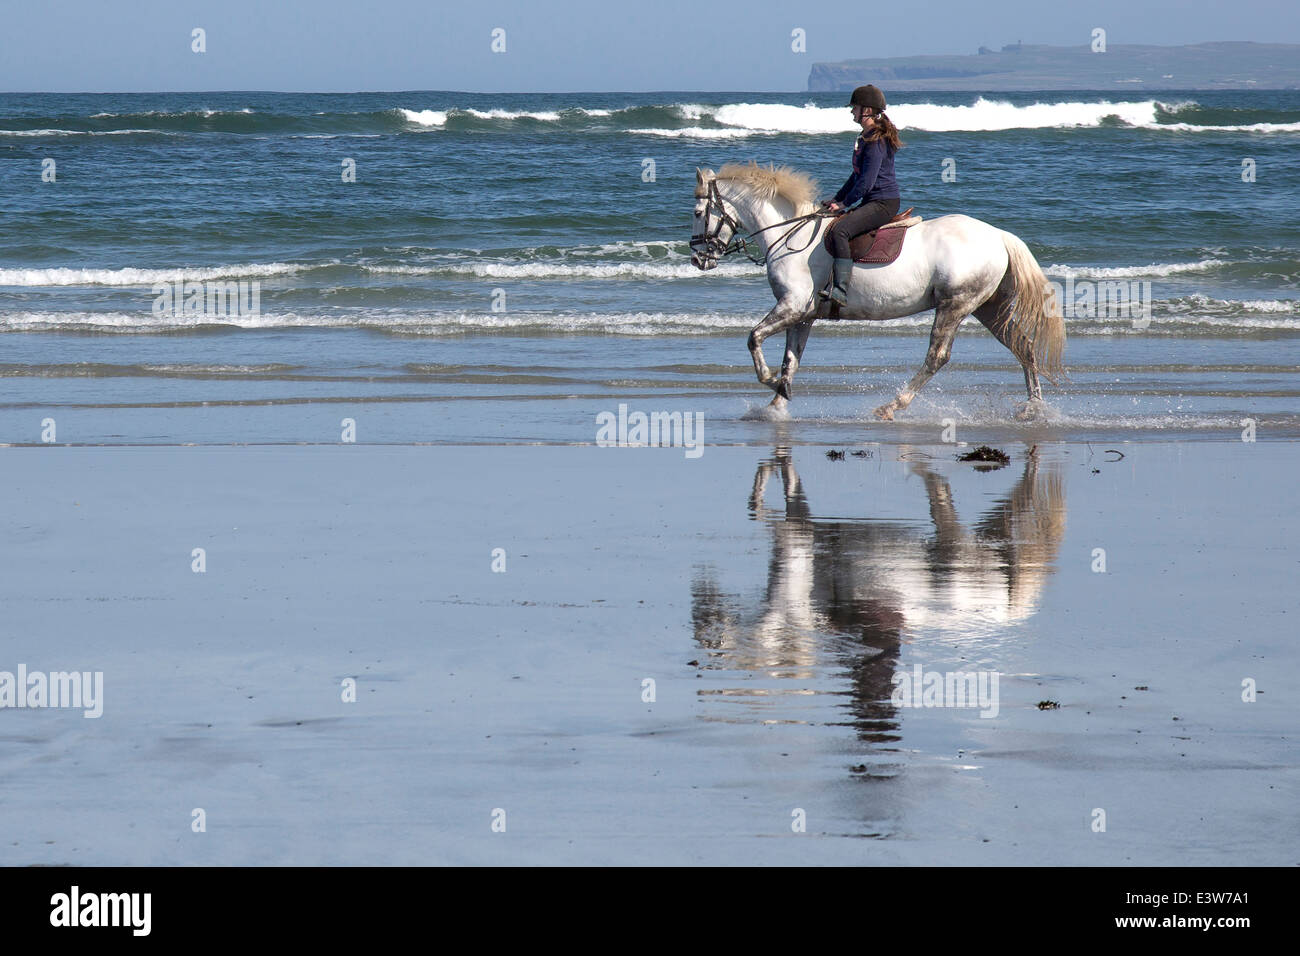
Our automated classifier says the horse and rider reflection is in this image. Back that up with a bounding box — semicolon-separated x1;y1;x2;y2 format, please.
691;446;1066;745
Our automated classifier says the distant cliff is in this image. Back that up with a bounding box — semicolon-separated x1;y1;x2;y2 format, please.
808;41;1300;91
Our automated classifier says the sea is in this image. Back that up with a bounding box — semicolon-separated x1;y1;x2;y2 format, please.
2;90;1298;444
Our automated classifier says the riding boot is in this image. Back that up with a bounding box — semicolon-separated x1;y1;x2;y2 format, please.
823;257;852;306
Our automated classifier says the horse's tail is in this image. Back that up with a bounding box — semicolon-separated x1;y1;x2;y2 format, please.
1000;231;1065;384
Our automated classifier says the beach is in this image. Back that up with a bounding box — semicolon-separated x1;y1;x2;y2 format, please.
2;439;1295;865
2;87;1297;866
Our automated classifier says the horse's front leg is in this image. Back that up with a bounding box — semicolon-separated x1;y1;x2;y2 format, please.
748;298;811;393
777;319;816;400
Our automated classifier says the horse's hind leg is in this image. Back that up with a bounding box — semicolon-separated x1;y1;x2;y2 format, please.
973;288;1044;414
873;298;974;421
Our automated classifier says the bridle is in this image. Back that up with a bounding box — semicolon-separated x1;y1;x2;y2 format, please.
690;180;748;262
691;179;838;267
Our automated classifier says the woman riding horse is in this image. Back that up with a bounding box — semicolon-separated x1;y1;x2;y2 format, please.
821;85;904;306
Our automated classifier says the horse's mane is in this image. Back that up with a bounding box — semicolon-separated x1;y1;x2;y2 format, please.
711;161;818;216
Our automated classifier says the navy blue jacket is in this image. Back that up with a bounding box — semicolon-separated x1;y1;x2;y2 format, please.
833;135;900;207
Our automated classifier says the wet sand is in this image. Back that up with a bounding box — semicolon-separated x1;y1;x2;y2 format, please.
1;440;1295;865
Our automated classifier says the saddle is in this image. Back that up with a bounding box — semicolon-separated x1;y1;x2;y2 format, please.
823;206;920;265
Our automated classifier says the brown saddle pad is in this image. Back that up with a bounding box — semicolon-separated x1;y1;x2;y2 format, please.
823;206;917;264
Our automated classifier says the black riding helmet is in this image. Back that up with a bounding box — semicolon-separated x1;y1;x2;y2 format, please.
848;85;886;113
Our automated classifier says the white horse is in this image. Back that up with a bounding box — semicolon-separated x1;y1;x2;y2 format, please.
690;162;1065;420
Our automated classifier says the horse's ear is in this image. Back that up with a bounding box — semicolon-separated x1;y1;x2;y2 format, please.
695;167;704;184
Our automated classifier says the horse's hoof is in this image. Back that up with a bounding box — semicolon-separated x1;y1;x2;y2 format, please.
873;404;896;421
776;379;792;401
1015;400;1048;422
742;398;790;421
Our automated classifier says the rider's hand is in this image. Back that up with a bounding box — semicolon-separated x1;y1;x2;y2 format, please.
824;201;843;212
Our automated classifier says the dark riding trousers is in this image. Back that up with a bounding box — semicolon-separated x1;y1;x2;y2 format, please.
828;197;901;260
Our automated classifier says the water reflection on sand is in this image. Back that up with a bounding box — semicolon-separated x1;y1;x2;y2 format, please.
691;446;1066;763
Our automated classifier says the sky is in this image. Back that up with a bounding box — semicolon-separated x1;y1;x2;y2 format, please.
2;0;1298;92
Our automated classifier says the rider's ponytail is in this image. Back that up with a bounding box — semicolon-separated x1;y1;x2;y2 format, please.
866;112;904;150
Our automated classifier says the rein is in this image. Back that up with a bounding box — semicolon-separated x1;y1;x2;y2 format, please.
691;180;838;267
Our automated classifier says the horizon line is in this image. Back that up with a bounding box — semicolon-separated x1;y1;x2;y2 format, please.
4;86;1298;95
